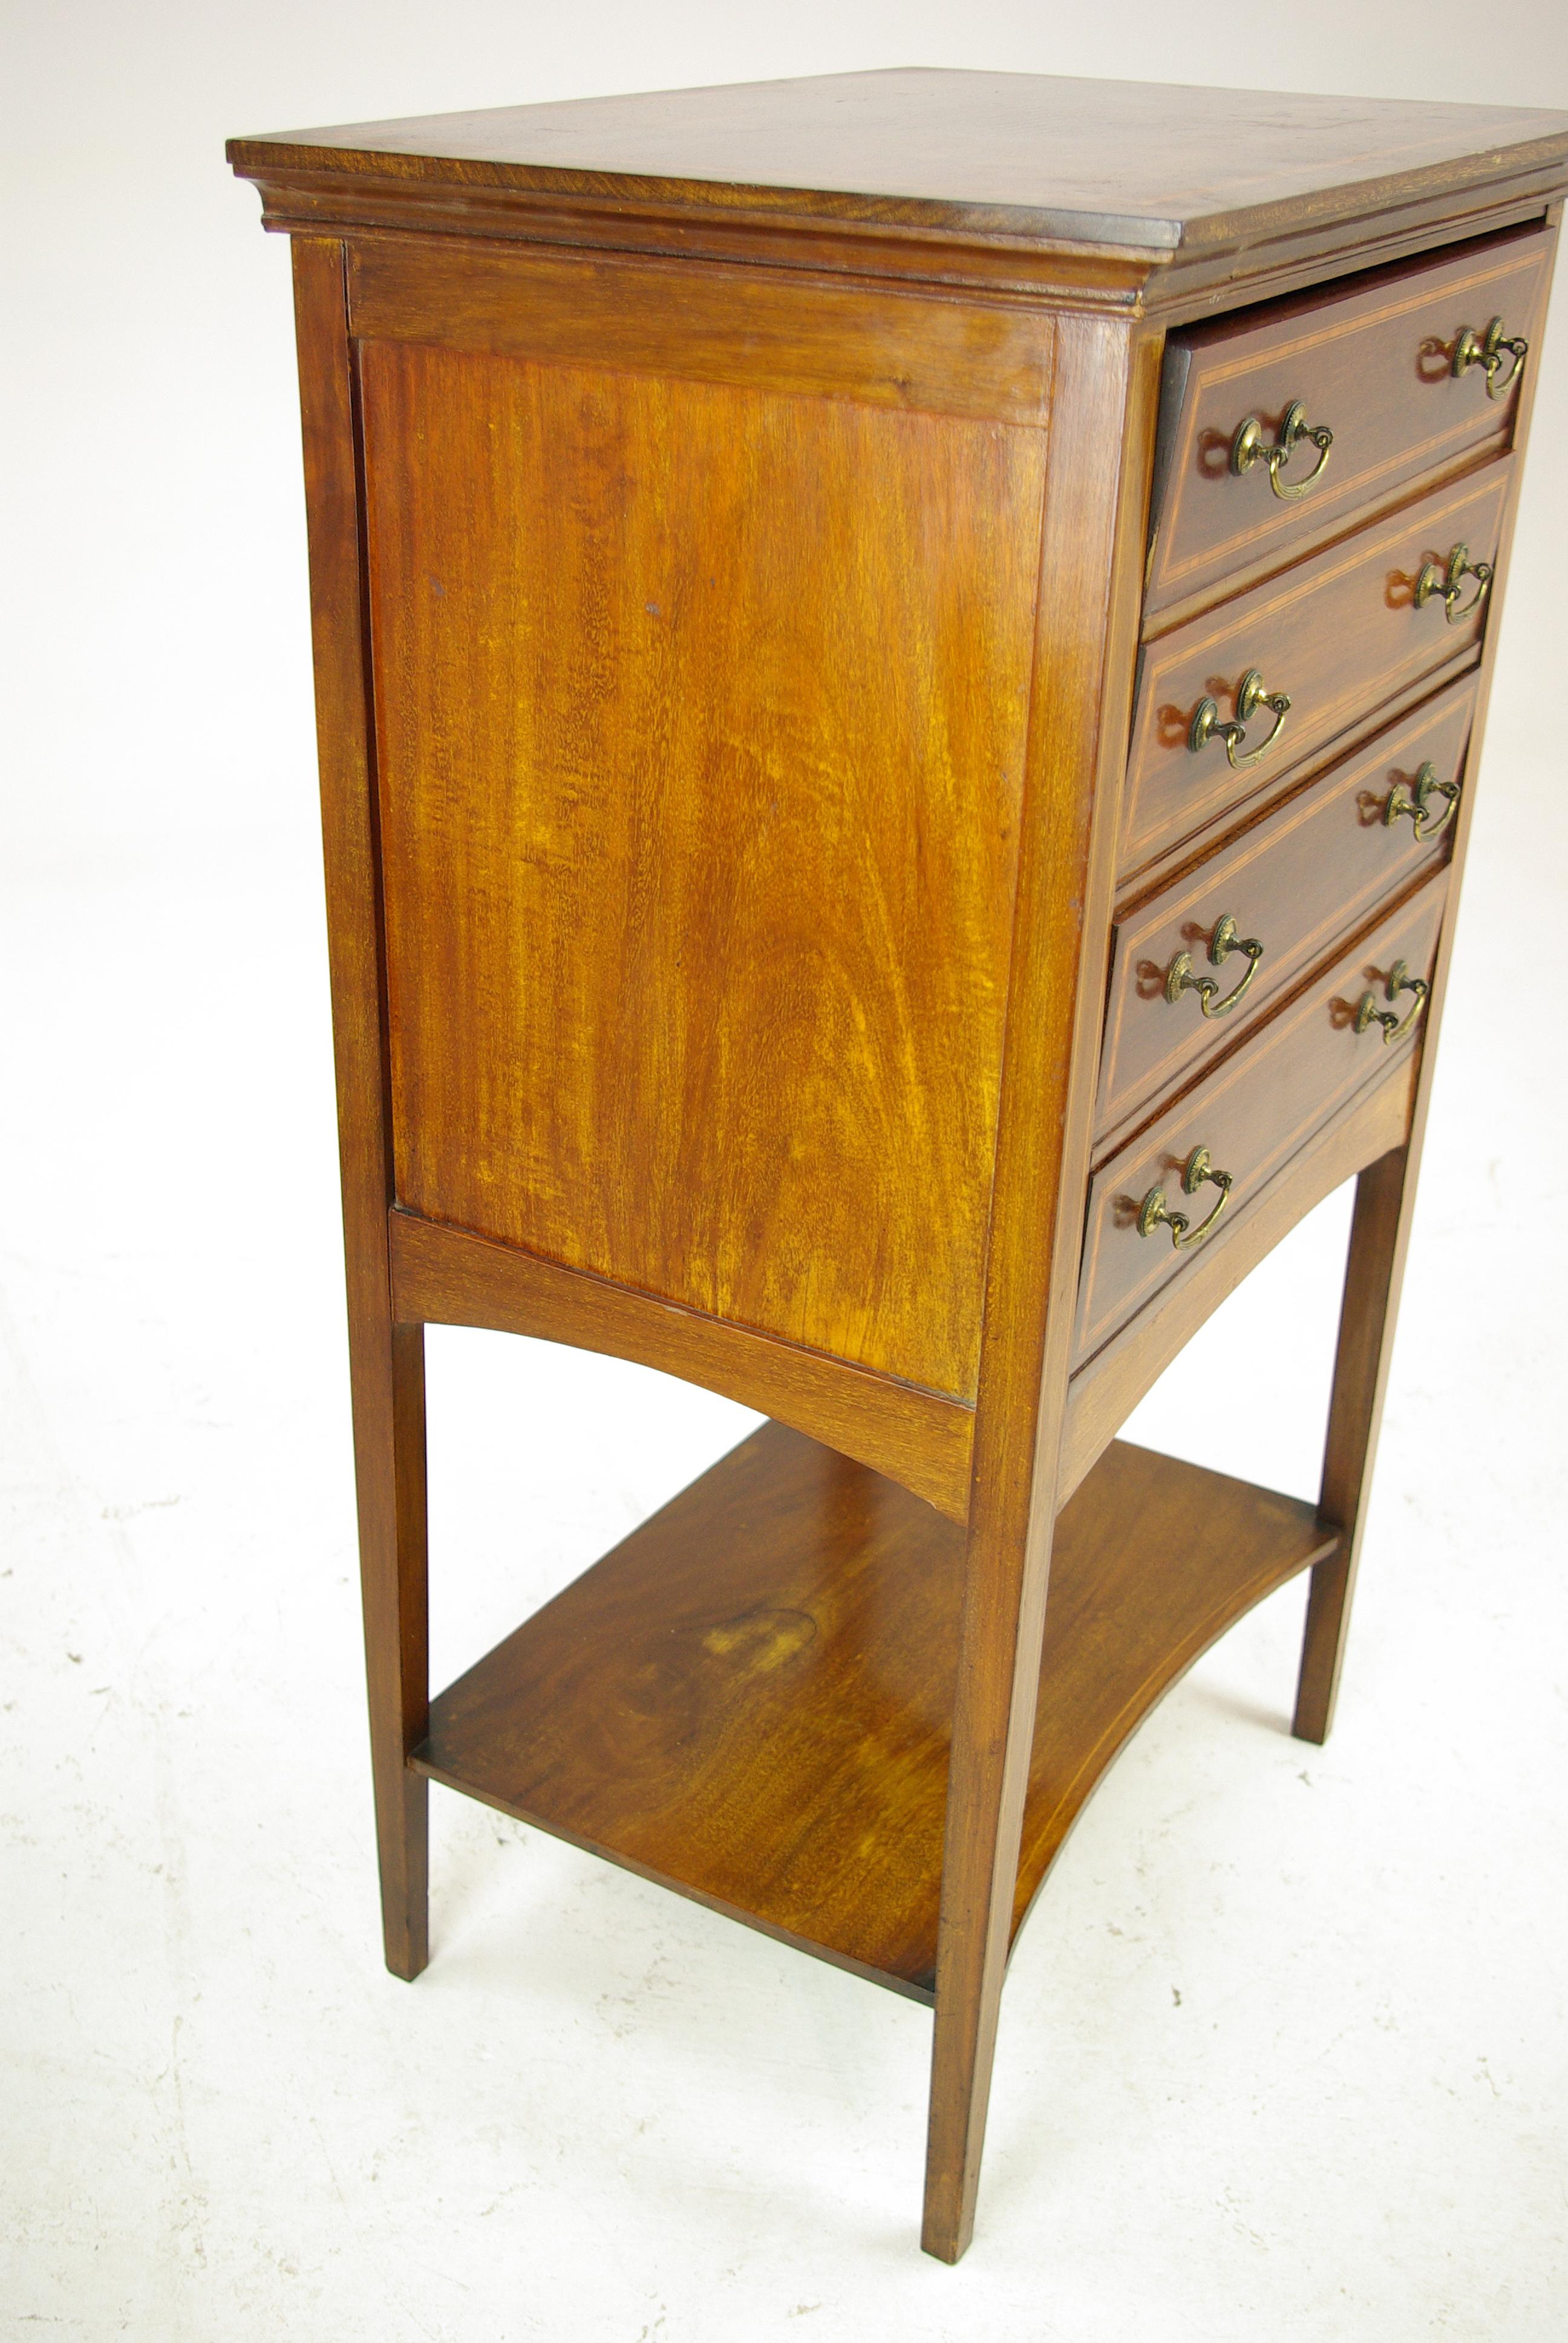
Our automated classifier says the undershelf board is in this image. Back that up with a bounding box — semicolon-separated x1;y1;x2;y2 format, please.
415;1422;1339;2001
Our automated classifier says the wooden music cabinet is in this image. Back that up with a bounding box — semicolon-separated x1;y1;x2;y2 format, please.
229;71;1568;2259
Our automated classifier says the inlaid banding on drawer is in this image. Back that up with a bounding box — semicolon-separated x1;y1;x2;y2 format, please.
1074;876;1447;1368
1097;678;1475;1149
1146;225;1548;621
1123;464;1507;880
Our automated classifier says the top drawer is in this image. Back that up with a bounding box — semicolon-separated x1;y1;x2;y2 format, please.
1145;226;1550;623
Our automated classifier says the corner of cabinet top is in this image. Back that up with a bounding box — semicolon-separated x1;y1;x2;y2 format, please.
227;67;1568;309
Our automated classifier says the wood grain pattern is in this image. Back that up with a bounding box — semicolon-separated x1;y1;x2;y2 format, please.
1146;226;1548;619
1076;875;1448;1367
1097;679;1474;1148
388;1207;975;1522
1124;463;1507;878
1059;1061;1415;1506
349;238;1054;424
359;333;1046;1399
290;239;431;1982
415;1422;1338;2000
227;70;1568;257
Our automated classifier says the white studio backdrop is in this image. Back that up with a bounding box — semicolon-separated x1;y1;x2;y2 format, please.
3;7;1566;2340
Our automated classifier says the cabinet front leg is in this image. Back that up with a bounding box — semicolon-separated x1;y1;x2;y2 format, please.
354;1317;431;1978
1295;1145;1410;1745
923;1523;1053;2262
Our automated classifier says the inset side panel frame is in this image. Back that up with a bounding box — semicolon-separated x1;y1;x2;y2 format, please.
922;309;1166;2263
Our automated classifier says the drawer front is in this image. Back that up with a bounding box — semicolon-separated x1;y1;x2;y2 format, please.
1074;876;1446;1368
1146;226;1547;620
1124;464;1507;879
1097;678;1474;1148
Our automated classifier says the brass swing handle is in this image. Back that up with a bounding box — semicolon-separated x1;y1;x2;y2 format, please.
1452;315;1528;402
1384;759;1461;843
1165;913;1264;1019
1230;400;1334;500
1354;957;1430;1047
1137;1145;1233;1251
1188;669;1291;770
1414;540;1492;629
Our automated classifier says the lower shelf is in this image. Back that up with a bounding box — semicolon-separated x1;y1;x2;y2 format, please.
415;1423;1339;2002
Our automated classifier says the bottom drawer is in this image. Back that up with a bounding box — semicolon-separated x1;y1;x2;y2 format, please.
1073;876;1446;1367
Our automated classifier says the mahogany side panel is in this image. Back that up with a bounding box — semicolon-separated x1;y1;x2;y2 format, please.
388;1208;975;1522
358;333;1050;1400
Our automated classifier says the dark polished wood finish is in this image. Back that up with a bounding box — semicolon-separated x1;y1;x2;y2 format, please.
232;69;1566;2264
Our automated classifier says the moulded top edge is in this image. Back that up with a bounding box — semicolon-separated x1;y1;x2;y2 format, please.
225;67;1568;259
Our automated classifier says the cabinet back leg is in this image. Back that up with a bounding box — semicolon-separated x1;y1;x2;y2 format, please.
355;1318;431;1978
1295;1146;1410;1745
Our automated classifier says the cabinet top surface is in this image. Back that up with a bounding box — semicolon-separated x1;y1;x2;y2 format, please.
229;67;1568;252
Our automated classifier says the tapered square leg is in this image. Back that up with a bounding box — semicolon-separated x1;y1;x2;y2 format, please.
1295;1146;1410;1744
353;1319;431;1979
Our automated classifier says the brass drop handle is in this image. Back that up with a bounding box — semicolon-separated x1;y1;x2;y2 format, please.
1384;759;1461;842
1165;912;1264;1019
1188;669;1292;770
1414;541;1492;629
1137;1145;1233;1251
1230;399;1334;500
1452;315;1528;402
1354;957;1430;1047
